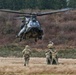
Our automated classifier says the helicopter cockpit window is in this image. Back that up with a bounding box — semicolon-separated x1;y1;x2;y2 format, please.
26;17;30;24
31;15;36;22
32;18;36;22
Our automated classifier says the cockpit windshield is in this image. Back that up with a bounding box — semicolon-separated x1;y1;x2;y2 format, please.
26;17;30;24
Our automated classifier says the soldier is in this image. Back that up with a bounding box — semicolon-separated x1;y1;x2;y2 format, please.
45;41;54;64
22;45;31;66
45;41;58;65
50;50;58;65
45;50;52;64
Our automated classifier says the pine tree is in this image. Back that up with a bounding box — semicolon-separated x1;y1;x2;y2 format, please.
68;0;76;8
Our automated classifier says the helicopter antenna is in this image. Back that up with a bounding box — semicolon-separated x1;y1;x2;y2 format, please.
30;9;33;13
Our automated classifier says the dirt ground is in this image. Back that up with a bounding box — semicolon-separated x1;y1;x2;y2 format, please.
0;57;76;75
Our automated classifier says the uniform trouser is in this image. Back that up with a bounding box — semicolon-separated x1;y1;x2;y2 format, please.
24;57;30;66
51;57;58;64
46;56;52;64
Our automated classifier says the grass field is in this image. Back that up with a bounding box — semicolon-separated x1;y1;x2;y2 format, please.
0;57;76;75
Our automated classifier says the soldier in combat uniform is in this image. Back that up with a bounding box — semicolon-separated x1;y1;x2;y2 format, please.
22;45;31;66
45;41;58;65
49;49;58;65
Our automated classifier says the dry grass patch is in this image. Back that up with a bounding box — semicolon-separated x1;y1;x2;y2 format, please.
0;57;76;75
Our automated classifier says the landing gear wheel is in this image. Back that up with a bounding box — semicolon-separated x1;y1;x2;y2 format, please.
35;38;37;42
19;38;22;41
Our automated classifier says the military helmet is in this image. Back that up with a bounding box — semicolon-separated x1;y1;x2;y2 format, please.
47;41;54;48
25;45;30;48
49;41;53;44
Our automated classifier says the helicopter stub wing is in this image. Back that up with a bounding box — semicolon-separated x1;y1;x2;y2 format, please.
36;8;74;16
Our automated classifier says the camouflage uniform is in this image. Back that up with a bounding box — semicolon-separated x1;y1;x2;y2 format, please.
50;50;58;65
22;45;31;66
45;41;58;65
45;49;52;64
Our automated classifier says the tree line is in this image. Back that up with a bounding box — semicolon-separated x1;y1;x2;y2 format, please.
0;0;76;10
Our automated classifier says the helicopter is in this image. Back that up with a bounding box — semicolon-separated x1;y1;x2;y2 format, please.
0;8;74;42
16;15;44;42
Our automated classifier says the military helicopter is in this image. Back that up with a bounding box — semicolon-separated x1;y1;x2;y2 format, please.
0;8;73;42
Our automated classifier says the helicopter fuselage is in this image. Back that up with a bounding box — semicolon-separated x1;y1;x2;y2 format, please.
19;17;43;42
26;20;43;38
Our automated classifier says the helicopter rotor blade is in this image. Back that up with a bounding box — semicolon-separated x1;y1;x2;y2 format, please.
0;9;32;15
36;8;74;16
0;8;75;16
